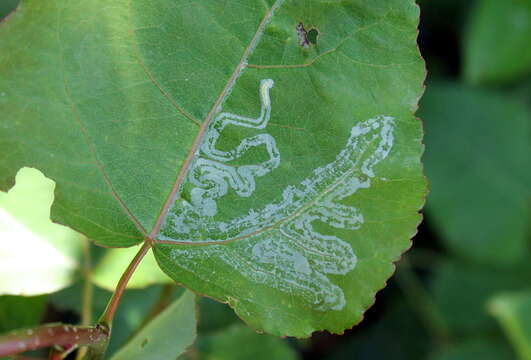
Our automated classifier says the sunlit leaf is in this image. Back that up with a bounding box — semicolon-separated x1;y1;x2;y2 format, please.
0;0;425;335
0;168;83;295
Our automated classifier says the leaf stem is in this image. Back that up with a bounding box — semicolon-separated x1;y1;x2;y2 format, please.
99;240;152;327
75;237;94;360
0;324;108;358
80;238;93;326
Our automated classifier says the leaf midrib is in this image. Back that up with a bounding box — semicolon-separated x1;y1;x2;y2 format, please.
149;0;285;239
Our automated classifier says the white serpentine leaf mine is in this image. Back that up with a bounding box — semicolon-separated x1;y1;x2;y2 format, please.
158;79;396;311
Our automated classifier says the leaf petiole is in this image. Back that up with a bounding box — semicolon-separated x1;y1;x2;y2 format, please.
98;240;152;328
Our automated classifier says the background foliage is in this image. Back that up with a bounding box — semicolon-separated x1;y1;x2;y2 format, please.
0;0;530;359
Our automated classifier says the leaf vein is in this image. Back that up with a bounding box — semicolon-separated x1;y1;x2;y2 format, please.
127;0;202;127
55;7;148;238
149;0;286;238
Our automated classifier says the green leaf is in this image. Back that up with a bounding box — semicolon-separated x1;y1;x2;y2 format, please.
0;295;47;333
0;0;426;335
420;82;531;265
464;0;531;85
489;291;531;360
183;324;297;360
0;167;83;295
110;290;196;360
431;260;531;335
430;339;515;360
152;1;426;336
92;247;172;291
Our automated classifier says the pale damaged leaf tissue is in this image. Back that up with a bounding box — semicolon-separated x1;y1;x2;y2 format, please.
159;80;396;311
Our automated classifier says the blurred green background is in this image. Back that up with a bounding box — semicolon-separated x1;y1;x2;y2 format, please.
0;0;530;359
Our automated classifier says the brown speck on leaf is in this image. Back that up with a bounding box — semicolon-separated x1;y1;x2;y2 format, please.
296;22;310;48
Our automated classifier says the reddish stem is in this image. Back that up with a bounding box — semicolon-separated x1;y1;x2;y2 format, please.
0;324;109;358
99;240;152;327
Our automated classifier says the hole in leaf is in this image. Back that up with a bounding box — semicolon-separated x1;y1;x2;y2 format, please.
296;22;309;48
307;28;319;45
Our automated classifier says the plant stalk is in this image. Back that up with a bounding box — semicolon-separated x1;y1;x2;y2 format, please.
0;324;108;358
75;237;94;360
98;240;152;327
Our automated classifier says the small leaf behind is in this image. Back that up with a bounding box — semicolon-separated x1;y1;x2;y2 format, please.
489;291;531;360
110;290;196;360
